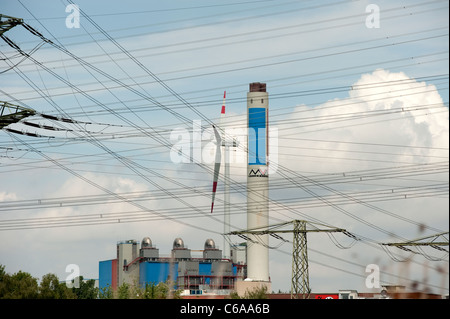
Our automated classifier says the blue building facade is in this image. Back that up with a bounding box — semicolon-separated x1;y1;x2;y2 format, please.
98;237;246;295
139;262;177;286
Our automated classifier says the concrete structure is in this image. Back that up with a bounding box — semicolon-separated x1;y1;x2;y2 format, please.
99;237;247;296
246;82;270;284
117;239;140;286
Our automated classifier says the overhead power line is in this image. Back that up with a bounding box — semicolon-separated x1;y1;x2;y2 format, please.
0;4;447;292
228;220;355;299
0;101;36;129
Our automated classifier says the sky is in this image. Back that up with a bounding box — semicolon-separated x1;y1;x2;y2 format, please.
0;0;448;295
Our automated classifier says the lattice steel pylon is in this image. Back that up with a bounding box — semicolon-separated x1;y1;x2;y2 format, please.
0;16;35;130
228;220;351;299
0;14;23;36
380;231;449;249
1;101;36;129
291;220;310;299
380;231;449;261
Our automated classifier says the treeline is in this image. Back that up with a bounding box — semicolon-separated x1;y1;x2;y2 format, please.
0;264;179;299
1;264;96;299
1;264;271;299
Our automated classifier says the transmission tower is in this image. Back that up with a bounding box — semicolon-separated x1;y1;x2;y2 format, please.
0;14;23;36
0;17;35;129
228;220;353;299
380;231;449;258
291;220;309;299
1;101;36;129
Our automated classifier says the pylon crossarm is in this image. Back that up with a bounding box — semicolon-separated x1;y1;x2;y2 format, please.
381;242;448;247
404;231;449;244
228;228;346;235
0;14;24;36
0;102;36;129
380;231;449;247
227;219;346;236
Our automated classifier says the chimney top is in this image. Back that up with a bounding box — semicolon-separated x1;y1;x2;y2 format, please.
249;82;266;92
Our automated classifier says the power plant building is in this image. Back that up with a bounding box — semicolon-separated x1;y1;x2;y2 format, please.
99;237;247;296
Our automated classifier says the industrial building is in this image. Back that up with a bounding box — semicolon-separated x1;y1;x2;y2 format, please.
99;237;247;296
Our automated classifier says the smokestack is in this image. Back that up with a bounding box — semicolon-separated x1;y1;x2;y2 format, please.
246;82;270;282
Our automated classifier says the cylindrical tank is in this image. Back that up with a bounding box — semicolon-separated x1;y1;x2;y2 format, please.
141;237;152;248
246;82;270;282
204;238;216;250
173;237;185;249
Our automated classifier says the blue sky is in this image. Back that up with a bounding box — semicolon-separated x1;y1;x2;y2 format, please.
0;0;448;295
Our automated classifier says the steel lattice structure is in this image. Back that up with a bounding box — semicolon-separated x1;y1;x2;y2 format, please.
228;219;348;299
381;231;449;251
0;101;36;129
0;16;35;129
0;14;23;36
291;220;310;299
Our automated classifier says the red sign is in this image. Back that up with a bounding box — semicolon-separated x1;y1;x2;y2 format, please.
315;294;339;299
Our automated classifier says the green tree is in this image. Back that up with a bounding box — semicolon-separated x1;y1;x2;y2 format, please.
150;280;181;299
0;268;39;299
141;282;171;299
98;284;114;299
70;276;98;299
155;281;169;299
108;280;182;299
0;265;5;278
0;265;8;297
117;282;130;299
39;273;76;299
142;282;158;299
124;280;145;299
